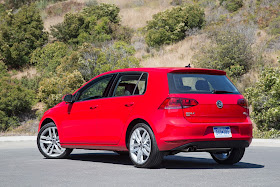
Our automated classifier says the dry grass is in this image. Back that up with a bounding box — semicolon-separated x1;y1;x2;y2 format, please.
10;67;38;79
0;119;39;136
43;0;86;31
140;34;208;67
120;6;169;29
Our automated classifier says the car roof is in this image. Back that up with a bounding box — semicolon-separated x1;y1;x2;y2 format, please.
99;67;226;76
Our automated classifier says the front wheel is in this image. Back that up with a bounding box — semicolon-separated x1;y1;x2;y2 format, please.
129;123;164;168
210;148;245;165
37;122;73;159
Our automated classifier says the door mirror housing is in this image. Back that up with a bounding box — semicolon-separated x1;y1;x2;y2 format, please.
63;94;74;103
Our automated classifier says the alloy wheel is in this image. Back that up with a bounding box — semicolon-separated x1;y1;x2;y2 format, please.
39;126;66;157
129;127;151;165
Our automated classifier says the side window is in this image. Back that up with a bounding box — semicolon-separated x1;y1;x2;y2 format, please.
113;73;148;97
78;75;113;101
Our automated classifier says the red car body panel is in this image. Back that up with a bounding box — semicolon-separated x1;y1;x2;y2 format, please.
38;68;253;152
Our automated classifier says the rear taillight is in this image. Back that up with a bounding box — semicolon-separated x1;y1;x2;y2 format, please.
237;99;248;108
159;98;198;109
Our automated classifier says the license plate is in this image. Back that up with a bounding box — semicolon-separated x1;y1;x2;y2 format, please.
213;126;232;138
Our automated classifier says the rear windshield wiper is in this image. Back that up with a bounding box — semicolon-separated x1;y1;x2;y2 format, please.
212;90;233;94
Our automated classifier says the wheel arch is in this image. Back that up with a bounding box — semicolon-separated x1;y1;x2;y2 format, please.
125;118;154;149
40;118;55;130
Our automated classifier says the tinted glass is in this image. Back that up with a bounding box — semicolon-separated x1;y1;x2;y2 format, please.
113;73;147;97
168;73;240;94
78;75;113;101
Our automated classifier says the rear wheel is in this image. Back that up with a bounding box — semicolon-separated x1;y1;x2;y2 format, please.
210;148;245;165
129;123;164;168
37;122;73;159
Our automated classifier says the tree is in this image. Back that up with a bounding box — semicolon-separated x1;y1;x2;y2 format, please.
193;30;253;79
0;4;48;68
31;42;71;75
245;68;280;131
50;3;131;45
145;5;205;47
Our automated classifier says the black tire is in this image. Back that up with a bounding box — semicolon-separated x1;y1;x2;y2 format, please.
37;122;73;159
210;148;245;165
128;123;164;168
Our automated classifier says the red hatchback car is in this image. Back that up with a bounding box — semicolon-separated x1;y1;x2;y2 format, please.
37;67;252;168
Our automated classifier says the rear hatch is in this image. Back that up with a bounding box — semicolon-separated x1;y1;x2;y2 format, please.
167;72;248;123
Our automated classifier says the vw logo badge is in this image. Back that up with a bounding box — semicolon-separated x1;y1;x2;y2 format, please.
216;100;223;109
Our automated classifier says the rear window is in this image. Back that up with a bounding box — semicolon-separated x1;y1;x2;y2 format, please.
168;73;240;94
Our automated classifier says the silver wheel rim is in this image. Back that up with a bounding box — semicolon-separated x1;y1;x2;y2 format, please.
39;126;66;157
129;127;151;165
213;150;232;161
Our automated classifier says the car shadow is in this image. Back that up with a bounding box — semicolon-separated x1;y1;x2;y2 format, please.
68;152;264;169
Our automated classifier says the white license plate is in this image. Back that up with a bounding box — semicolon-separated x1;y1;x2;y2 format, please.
213;126;232;138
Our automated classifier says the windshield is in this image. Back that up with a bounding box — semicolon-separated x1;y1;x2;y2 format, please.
168;73;240;94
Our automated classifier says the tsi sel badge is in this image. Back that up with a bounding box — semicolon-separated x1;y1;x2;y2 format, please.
216;100;223;109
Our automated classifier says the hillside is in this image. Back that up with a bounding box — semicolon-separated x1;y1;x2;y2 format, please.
0;0;280;137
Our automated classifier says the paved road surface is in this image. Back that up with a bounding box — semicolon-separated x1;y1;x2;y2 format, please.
0;141;279;187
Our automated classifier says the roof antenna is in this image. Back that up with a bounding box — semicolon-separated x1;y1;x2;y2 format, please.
185;64;191;68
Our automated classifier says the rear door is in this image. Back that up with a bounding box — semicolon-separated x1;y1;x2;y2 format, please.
168;73;248;123
93;72;148;144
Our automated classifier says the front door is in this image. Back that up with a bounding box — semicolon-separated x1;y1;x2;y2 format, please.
60;74;114;144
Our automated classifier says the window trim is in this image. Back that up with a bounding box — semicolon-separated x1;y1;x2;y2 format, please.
74;73;117;102
109;72;148;98
167;73;240;94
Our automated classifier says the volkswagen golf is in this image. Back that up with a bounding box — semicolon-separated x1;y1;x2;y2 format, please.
37;67;253;168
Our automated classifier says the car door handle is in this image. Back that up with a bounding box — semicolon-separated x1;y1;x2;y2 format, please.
125;103;134;107
90;105;98;110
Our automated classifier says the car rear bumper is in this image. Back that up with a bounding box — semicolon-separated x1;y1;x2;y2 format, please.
153;117;253;151
171;140;250;151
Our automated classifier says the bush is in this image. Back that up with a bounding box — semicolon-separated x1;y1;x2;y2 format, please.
253;128;280;139
57;41;140;81
219;0;243;12
38;41;139;108
38;70;85;108
4;0;35;9
193;30;253;79
268;16;280;35
0;76;35;131
50;3;129;45
145;5;205;47
0;4;48;68
30;42;71;75
245;68;280;131
83;3;120;23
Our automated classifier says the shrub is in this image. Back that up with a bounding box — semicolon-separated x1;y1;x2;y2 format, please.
219;0;243;12
50;3;129;45
0;61;8;77
245;68;280;131
30;42;71;75
38;70;85;108
4;0;35;9
83;3;120;23
0;4;48;68
38;41;139;108
57;41;140;81
145;5;205;47
268;16;280;35
193;30;253;79
0;76;35;131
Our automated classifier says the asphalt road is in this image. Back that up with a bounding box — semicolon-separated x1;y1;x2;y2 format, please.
0;141;279;187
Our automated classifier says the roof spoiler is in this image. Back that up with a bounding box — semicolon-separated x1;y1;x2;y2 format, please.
170;68;226;75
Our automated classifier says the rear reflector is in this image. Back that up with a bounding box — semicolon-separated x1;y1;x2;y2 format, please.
237;99;248;108
159;98;198;109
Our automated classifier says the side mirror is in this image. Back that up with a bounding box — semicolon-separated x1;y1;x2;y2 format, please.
63;94;74;103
